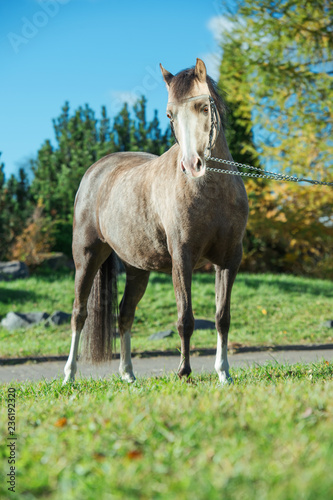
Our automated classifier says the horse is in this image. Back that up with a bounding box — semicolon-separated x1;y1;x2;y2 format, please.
63;58;248;385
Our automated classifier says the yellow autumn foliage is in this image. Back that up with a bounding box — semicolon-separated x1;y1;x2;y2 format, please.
11;203;56;267
241;179;333;278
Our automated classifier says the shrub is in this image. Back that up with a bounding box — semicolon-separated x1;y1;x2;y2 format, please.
11;202;56;267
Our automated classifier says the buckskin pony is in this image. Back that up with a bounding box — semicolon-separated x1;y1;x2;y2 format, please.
63;59;248;385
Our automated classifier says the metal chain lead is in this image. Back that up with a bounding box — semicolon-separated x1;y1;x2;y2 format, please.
204;155;333;186
166;94;332;186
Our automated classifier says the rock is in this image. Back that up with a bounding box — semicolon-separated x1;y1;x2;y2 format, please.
323;320;333;328
0;310;72;331
1;311;49;331
1;312;31;330
24;312;49;324
194;319;216;330
147;321;216;341
0;261;29;281
149;329;174;341
46;311;71;326
37;253;74;271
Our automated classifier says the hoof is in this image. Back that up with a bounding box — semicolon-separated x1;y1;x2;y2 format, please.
62;375;75;386
218;371;233;386
63;360;76;386
177;366;192;379
121;372;136;383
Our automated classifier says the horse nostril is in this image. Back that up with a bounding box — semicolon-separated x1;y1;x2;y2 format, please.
196;158;202;171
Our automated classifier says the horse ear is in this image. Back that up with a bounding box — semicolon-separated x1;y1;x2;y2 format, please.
194;58;207;83
160;63;174;89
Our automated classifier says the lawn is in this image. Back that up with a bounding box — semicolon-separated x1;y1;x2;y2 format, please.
0;270;332;359
0;362;333;499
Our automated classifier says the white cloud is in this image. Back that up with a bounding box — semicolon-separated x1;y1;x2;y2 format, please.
207;15;236;43
200;52;221;81
109;90;139;110
203;15;238;81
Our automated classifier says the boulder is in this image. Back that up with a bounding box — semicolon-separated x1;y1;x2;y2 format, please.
1;312;31;330
37;253;74;271
46;311;71;326
194;319;215;330
24;312;49;324
149;329;174;341
147;321;216;341
0;261;29;281
1;311;49;331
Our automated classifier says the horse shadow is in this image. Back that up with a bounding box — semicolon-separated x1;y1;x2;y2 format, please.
0;288;40;308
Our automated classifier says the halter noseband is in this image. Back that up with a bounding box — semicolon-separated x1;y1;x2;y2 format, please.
167;94;221;155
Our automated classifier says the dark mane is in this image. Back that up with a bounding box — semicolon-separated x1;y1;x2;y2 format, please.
170;66;227;129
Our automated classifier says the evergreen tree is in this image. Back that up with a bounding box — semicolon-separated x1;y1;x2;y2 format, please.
113;103;133;152
98;105;116;158
27;98;172;255
0;154;32;260
32;104;100;220
54;104;99;219
0;156;7;259
3;97;173;260
132;96;172;154
30;139;56;213
133;96;148;151
147;109;172;156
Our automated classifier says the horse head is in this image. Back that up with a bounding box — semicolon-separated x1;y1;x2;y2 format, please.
160;58;221;179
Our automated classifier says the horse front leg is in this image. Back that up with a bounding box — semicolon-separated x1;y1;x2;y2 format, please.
172;253;194;378
214;257;240;385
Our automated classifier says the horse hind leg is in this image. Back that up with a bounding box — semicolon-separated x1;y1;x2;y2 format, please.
63;276;94;384
118;267;150;383
63;323;82;384
63;243;111;384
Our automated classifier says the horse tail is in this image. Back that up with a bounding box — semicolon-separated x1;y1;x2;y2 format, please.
80;252;118;364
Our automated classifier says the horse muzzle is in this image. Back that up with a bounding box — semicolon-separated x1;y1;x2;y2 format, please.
180;156;206;178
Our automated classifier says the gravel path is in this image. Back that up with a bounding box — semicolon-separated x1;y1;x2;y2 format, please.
1;345;333;383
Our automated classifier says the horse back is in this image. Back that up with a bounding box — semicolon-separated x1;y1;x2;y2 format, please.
73;152;158;248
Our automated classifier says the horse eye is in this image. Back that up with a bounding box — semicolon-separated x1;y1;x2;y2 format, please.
203;106;209;114
166;111;172;119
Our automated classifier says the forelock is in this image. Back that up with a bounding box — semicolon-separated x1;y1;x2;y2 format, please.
169;67;198;100
169;66;228;129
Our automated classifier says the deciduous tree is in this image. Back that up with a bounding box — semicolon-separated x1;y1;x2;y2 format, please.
219;0;333;277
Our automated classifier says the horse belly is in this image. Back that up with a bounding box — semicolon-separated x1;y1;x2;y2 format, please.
101;207;172;272
111;232;172;272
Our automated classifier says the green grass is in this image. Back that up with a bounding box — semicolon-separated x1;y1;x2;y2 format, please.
0;271;332;358
1;362;333;499
0;272;75;358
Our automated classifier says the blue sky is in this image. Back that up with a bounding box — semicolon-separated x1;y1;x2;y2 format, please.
1;0;228;178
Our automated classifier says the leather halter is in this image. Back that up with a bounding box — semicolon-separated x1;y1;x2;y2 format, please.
167;94;221;155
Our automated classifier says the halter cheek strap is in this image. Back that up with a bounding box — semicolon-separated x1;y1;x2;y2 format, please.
167;94;221;153
207;97;220;154
170;119;178;144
